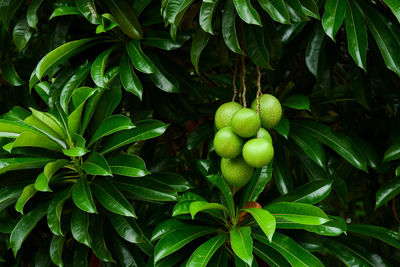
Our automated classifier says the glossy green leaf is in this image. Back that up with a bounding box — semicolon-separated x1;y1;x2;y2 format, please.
189;201;228;218
13;17;32;51
27;0;45;28
29;108;65;140
151;219;188;241
186;233;226;267
71;207;91;247
383;0;400;23
272;180;332;204
222;0;244;54
299;0;319;19
292;120;367;172
50;235;64;267
273;148;292;194
285;0;309;21
322;0;346;41
15;184;37;214
273;116;290;139
47;188;71;236
230;227;253;266
206;175;235;218
1;0;24;30
143;30;188;50
233;0;261;25
100;119;168;154
36;38;98;79
253;240;290;267
154;225;215;263
0;186;23;212
253;232;324;267
107;213;145;243
345;0;367;70
105;0;143;39
33;82;51;104
242;164;273;205
82;152;112;176
259;0;290;24
92;180;136;217
191;29;210;73
76;0;100;24
165;0;194;26
89;215;115;262
2;62;24;86
244;208;276;242
50;6;81;19
148;53;180;93
383;142;400;162
107;154;149;177
376;177;400;208
126;39;156;74
10;203;48;256
282;94;310;110
150;172;190;193
89;115;134;146
265;202;330;225
44;159;70;182
91;47;114;88
120;52;143;100
199;1;217;34
0;157;53;174
305;23;326;78
302;216;347;236
110;231;139;267
63;147;88;157
243;23;271;69
348;224;400;249
13;131;61;151
72;176;97;213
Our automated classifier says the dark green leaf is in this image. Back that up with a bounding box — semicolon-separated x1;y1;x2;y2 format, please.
243;23;271;69
82;152;112;176
273;148;293;194
50;7;81;19
50;235;64;267
282;95;310;110
348;224;400;249
191;29;210;73
47;188;71;236
222;0;244;54
233;0;261;25
206;174;235;218
151;219;188;241
107;154;150;177
107;213;147;243
91;47;114;88
186;234;226;267
119;52;143;100
89;215;115;262
71;207;91;247
271;180;332;204
199;1;217;34
0;157;53;174
89;114;134;146
27;0;45;28
15;184;37;214
150;172;191;192
0;185;23;212
383;0;400;23
242;164;273;205
273;116;290;139
76;0;100;24
73;244;89;267
1;0;24;30
259;0;290;24
148;53;180;93
376;177;400;208
322;0;346;41
126;39;156;74
13;17;32;51
2;62;24;86
72;176;97;213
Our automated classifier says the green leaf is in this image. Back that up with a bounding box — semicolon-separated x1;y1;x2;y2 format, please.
154;225;215;263
345;0;367;70
299;0;319;19
92;180;136;217
1;0;24;30
222;0;244;55
191;28;210;73
285;0;309;21
43;159;70;182
47;188;71;236
109;231;139;267
107;213;146;243
33;82;51;105
27;0;44;28
272;180;332;204
150;172;191;193
82;152;112;176
50;6;81;19
282;95;310;110
292;120;368;172
0;185;23;212
259;0;290;24
143;30;188;50
243;23;271;69
233;0;261;25
100;119;168;154
265;202;330;225
89;115;134;146
151;219;188;241
29;109;65;141
148;53;180;93
76;0;100;24
15;184;37;214
322;0;346;41
105;0;143;39
206;175;235;218
0;157;52;174
2;62;24;86
253;232;324;267
230;227;253;266
305;23;326;78
383;142;400;162
71;207;91;247
376;177;400;208
119;52;143;100
91;47;114;88
242;164;273;205
199;1;217;34
273;116;290;139
13;131;61;151
290;127;325;169
107;154;149;177
189;201;228;218
273;148;293;195
348;224;400;249
72;176;97;213
73;244;89;267
36;38;98;79
302;216;347;236
89;215;115;262
186;234;226;267
10;203;48;256
165;0;194;27
13;17;32;51
253;240;290;267
50;235;64;267
383;0;400;23
126;39;156;74
244;208;276;242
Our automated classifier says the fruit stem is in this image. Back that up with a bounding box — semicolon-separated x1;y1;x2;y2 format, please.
256;66;262;115
232;56;239;102
240;55;247;108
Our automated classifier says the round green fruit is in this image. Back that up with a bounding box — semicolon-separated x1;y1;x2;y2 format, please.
221;157;254;188
256;128;272;144
251;94;282;129
242;138;274;168
214;102;243;130
213;127;243;158
231;108;260;138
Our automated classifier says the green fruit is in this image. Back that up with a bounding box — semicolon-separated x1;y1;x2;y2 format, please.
231;108;260;138
256;128;272;144
214;102;243;130
242;138;274;168
221;156;254;188
251;94;282;129
213;127;243;158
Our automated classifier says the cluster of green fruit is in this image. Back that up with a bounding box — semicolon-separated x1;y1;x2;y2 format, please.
213;94;282;189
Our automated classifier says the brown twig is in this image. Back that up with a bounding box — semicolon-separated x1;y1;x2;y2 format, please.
256;66;262;114
240;56;247;108
232;56;239;102
392;197;400;223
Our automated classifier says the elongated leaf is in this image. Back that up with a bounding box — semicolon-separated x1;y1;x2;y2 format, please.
299;0;319;19
107;213;145;243
10;203;48;256
150;172;191;192
272;180;332;204
2;62;24;86
265;202;330;225
143;30;188;50
274;116;290;139
244;208;276;242
82;152;112;176
105;0;143;39
90;215;115;262
186;234;226;267
199;1;217;34
91;47;114;88
285;0;309;21
253;232;324;267
120;52;143;100
282;94;310;110
259;0;290;24
383;0;400;23
273;148;292;195
292;120;367;172
151;219;188;241
0;186;23;212
50;6;81;19
189;201;228;218
233;0;261;25
13;17;32;51
76;0;100;24
345;0;367;70
13;131;61;151
33;82;50;104
322;0;346;41
154;225;215;263
100;120;168;154
165;0;194;28
222;0;244;54
191;29;210;73
1;0;24;30
253;240;290;267
44;159;70;181
47;188;71;236
230;227;253;266
71;207;91;247
27;0;45;28
243;23;271;69
348;224;400;249
242;164;273;205
89;115;134;146
0;157;53;174
72;176;97;213
107;154;149;177
290;126;325;168
110;231;139;267
376;177;400;208
383;142;400;162
15;184;37;214
148;53;180;93
206;175;235;218
50;235;64;267
126;39;156;74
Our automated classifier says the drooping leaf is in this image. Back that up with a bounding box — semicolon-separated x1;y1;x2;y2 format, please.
243;23;272;69
274;116;290;139
244;208;276;241
49;235;64;267
222;0;244;55
13;17;32;51
119;52;143;100
0;157;53;174
259;0;290;24
206;175;235;218
91;46;114;88
199;1;217;34
273;147;293;195
230;227;253;266
322;0;346;41
2;62;24;86
1;0;24;30
233;0;261;25
27;0;45;28
126;39;156;74
47;188;71;236
82;152;112;176
348;224;400;249
72;176;97;213
376;177;400;208
76;0;100;24
107;154;149;177
191;28;210;73
186;234;227;267
150;173;191;193
89;215;115;262
107;212;147;244
15;184;37;214
71;207;91;247
242;163;273;205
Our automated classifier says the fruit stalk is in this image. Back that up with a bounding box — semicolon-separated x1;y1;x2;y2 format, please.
255;66;262;115
240;55;247;108
232;56;239;102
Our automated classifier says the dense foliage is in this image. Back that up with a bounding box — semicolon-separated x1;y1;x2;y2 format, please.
1;0;400;266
